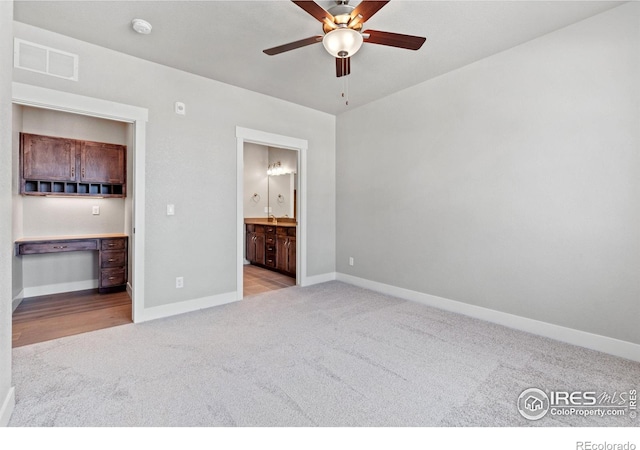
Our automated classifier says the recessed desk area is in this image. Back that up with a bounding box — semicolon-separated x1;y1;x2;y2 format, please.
15;233;128;293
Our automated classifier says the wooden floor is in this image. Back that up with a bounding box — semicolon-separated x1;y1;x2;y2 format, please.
12;289;132;348
12;266;294;347
243;264;296;297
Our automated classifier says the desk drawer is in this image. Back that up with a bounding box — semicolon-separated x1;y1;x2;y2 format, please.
18;240;98;255
101;268;126;287
101;250;126;268
101;238;126;251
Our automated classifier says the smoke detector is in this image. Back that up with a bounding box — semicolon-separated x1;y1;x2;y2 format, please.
131;19;152;35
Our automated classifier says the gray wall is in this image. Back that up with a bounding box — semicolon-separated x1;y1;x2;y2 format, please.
12;20;336;308
336;3;640;345
0;0;14;426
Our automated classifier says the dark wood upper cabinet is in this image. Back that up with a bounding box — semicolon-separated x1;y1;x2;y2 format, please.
80;141;126;184
20;133;126;197
22;134;77;182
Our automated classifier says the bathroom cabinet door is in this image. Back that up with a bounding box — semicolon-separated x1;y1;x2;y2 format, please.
246;231;265;265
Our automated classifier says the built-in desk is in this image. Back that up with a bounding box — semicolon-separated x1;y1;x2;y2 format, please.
15;233;128;293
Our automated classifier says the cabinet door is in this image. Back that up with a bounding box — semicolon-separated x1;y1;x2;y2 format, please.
80;141;126;183
254;233;266;265
287;237;296;275
276;236;287;272
246;232;256;262
247;232;266;265
22;133;77;181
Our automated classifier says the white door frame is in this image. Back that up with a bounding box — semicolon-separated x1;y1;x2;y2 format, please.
236;126;308;298
12;82;148;322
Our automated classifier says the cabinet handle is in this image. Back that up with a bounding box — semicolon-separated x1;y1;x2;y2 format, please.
52;245;68;249
71;166;75;177
81;168;85;178
108;258;115;262
108;243;115;247
108;277;116;280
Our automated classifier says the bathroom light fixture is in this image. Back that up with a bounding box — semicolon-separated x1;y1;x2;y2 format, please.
131;18;152;35
267;162;283;176
322;27;363;58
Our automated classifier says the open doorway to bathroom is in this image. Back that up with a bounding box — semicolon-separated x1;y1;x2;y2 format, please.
243;144;298;297
236;126;308;300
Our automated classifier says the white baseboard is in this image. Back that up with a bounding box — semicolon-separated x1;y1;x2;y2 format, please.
301;272;336;287
336;273;640;363
12;289;24;312
0;387;15;427
23;279;98;298
138;291;238;323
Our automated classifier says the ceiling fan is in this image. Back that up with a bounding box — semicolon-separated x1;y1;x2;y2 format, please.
263;0;426;77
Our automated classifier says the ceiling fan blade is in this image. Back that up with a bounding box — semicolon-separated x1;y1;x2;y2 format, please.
263;35;323;56
349;1;389;27
292;1;336;29
363;29;426;50
336;57;351;78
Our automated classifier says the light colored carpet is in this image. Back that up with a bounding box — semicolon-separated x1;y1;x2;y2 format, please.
8;281;640;426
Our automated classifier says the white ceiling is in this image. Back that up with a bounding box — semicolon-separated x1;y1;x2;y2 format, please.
13;0;624;115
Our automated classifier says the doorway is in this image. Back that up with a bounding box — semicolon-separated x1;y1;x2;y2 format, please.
11;82;148;330
235;127;308;299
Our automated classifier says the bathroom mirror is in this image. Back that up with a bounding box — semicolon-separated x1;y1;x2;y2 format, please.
243;144;297;220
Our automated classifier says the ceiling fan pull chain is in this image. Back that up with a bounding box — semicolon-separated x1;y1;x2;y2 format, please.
342;70;349;106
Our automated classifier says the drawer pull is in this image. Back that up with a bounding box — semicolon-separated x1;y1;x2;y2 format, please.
108;243;116;247
108;277;116;280
52;245;68;249
108;258;115;262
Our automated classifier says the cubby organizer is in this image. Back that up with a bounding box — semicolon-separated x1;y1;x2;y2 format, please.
23;180;124;197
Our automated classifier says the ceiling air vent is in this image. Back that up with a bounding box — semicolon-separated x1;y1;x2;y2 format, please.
14;38;78;81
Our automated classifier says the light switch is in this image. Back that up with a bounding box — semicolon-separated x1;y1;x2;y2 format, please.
167;204;175;216
92;206;100;215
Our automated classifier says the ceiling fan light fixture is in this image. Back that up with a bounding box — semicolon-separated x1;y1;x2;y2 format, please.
322;28;363;58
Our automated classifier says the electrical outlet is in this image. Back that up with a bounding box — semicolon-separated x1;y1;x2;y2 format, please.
174;102;186;115
92;206;100;215
349;257;354;266
175;276;184;288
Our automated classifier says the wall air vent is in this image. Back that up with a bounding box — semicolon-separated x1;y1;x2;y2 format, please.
14;38;78;81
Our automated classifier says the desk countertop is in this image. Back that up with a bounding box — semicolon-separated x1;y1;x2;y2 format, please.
15;233;128;243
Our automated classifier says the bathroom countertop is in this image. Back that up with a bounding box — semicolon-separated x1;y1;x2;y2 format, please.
244;218;297;228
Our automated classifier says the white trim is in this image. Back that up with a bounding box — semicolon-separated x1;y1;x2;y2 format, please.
336;273;640;363
137;292;238;323
22;280;97;298
301;272;336;287
0;387;15;427
12;82;148;323
235;127;308;300
11;289;24;312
